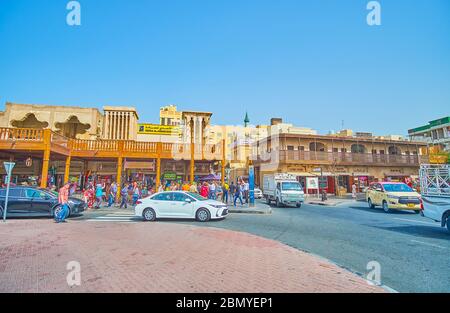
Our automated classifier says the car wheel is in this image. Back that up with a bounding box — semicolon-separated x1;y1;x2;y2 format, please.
0;206;3;218
275;198;280;207
413;210;421;214
196;208;210;222
296;203;301;208
143;208;156;221
266;196;271;205
446;217;450;233
368;198;375;209
53;205;62;219
382;201;391;213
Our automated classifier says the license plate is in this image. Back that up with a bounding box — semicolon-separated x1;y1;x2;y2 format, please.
407;203;415;208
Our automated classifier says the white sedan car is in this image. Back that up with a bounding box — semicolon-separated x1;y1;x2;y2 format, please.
135;191;229;222
254;188;263;199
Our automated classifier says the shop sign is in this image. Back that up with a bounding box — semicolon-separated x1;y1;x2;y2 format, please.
287;165;306;172
306;177;319;190
138;124;181;136
163;172;177;180
124;161;155;170
25;157;33;167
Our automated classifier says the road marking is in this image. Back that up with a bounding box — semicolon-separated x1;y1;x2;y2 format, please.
410;240;447;250
393;218;437;226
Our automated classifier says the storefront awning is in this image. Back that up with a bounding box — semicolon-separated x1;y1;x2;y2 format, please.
288;172;318;177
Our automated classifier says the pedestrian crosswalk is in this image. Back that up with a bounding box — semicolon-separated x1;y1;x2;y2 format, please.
86;211;141;223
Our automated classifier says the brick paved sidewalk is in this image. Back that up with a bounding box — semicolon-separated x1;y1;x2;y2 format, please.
0;219;384;293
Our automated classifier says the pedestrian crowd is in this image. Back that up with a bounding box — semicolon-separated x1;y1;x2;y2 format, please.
77;178;251;210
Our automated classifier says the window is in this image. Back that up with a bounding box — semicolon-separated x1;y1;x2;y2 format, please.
281;182;302;191
287;146;294;151
25;189;44;198
298;146;305;151
379;150;385;155
186;192;206;201
7;189;23;198
309;142;327;152
351;144;367;154
173;192;191;202
333;148;339;153
152;193;173;201
388;146;401;155
382;184;413;192
341;148;347;153
372;149;377;154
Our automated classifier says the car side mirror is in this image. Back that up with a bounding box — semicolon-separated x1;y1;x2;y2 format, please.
376;188;382;192
185;198;192;203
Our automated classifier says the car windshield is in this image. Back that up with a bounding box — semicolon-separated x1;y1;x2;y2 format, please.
186;192;207;201
282;182;302;191
383;184;413;192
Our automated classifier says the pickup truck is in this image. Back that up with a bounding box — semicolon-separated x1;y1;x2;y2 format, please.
262;173;305;208
419;164;450;233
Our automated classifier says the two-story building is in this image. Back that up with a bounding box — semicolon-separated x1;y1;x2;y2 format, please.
253;129;428;194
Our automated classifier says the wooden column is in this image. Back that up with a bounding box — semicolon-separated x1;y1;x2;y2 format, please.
221;139;226;185
116;156;123;202
64;155;71;184
189;118;195;183
40;129;52;188
156;142;162;189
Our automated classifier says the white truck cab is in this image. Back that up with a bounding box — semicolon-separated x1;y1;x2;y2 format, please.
419;164;450;233
263;173;305;208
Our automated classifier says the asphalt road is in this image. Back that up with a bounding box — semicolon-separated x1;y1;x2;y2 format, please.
177;200;450;293
77;200;450;292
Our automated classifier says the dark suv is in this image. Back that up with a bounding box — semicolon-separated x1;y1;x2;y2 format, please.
0;187;86;218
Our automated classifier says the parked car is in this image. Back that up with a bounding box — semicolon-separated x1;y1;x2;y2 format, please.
135;191;228;222
254;187;263;199
366;182;423;213
0;187;86;218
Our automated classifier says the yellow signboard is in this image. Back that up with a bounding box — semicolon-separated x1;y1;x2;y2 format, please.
138;124;182;136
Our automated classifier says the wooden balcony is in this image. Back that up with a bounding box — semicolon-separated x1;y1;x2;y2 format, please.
0;127;223;161
267;150;429;166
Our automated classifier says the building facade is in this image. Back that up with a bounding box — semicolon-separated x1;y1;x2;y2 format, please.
253;132;428;194
408;116;450;152
0;102;225;189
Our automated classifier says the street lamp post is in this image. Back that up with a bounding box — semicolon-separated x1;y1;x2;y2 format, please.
3;162;15;222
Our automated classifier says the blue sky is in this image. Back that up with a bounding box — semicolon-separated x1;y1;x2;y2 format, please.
0;0;449;135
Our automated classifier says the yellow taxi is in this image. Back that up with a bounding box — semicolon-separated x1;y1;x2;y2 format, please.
366;182;423;213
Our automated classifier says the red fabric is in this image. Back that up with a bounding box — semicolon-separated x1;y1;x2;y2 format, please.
200;185;209;198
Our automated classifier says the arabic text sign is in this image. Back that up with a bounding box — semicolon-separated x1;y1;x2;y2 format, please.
138;124;181;136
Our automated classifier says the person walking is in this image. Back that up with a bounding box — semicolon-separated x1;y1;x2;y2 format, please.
352;183;357;200
200;182;209;198
243;180;249;204
95;182;103;209
222;181;229;204
132;182;140;205
55;183;71;223
111;181;118;206
189;182;198;193
229;182;236;201
233;182;244;207
209;181;217;200
120;183;129;209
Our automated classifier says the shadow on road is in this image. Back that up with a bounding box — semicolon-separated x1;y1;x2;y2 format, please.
348;205;418;215
372;224;449;240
